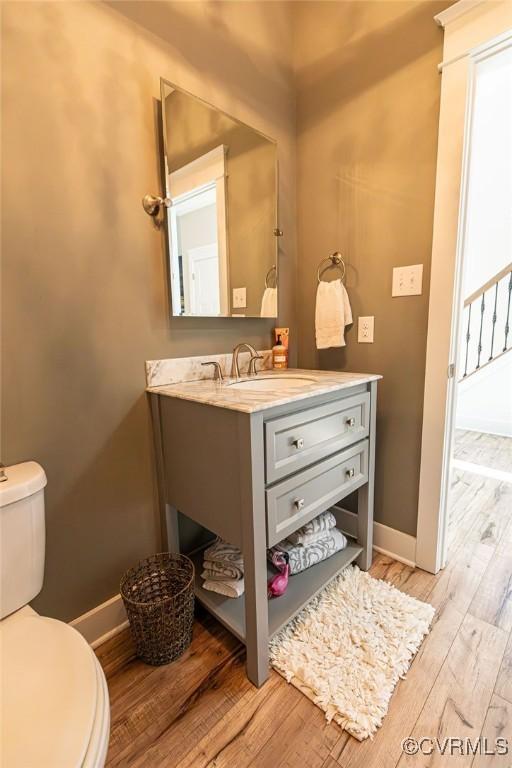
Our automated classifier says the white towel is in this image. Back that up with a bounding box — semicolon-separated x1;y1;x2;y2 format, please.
260;287;277;317
315;279;352;349
202;578;245;598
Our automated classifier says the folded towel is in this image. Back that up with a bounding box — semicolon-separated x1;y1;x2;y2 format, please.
268;528;347;575
315;279;352;349
201;568;243;583
286;529;336;548
260;287;278;317
287;510;337;547
202;578;245;598
202;561;242;580
203;538;244;579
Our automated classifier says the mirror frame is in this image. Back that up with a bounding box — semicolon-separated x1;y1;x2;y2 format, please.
160;77;280;319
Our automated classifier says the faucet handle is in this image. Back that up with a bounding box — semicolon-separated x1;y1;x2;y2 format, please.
248;354;264;376
201;361;224;382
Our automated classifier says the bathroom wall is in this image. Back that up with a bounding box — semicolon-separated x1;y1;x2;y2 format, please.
1;1;296;620
293;1;450;537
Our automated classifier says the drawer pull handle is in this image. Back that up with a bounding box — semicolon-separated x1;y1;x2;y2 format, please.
345;467;355;479
345;417;356;427
294;498;305;510
292;438;305;450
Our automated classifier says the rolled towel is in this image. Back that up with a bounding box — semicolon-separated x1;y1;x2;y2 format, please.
203;538;244;579
202;560;242;580
268;528;347;575
203;578;245;599
287;510;337;547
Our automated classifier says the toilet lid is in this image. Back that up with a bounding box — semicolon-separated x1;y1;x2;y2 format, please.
1;612;99;768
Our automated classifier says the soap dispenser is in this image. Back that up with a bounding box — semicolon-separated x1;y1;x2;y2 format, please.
272;334;287;369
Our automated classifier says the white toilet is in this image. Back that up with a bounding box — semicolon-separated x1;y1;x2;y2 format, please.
0;462;110;767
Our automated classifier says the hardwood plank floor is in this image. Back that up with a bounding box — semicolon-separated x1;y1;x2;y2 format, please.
397;613;508;768
472;695;512;767
453;430;512;473
96;430;512;768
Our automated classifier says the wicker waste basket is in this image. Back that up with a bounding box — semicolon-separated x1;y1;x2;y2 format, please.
120;552;194;665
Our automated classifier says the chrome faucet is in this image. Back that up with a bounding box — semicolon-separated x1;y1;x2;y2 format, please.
231;343;263;378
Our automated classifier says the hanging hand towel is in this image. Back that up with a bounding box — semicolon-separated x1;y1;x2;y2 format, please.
315;279;352;349
261;287;277;317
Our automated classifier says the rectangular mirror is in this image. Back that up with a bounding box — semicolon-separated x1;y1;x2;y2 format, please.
160;78;279;318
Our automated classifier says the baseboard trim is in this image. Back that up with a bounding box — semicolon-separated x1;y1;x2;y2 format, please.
70;594;128;649
334;506;417;568
373;521;417;568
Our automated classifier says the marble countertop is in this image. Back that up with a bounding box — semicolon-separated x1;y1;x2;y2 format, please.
147;369;382;413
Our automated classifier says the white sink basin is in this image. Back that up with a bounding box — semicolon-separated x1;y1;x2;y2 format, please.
227;375;317;391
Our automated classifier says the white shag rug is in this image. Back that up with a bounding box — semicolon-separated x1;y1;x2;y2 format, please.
269;565;435;740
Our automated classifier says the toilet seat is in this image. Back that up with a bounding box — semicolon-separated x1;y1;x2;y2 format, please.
1;608;109;767
82;653;110;768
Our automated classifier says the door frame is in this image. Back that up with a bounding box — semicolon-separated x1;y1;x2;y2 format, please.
416;26;512;573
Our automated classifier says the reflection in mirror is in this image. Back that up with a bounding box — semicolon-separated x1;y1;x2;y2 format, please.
161;79;278;318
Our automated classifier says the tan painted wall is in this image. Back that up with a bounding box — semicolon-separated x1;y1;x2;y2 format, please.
1;0;296;620
294;1;450;536
2;0;451;622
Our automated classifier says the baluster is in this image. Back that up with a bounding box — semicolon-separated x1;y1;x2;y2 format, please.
476;292;485;370
463;303;471;378
488;282;498;361
504;272;512;352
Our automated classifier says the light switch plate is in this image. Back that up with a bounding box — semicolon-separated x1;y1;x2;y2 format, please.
232;287;247;308
392;264;423;296
358;316;374;343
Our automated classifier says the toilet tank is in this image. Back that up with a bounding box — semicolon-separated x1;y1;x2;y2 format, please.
0;462;47;619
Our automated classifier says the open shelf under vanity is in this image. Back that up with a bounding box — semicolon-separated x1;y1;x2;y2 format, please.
190;538;363;643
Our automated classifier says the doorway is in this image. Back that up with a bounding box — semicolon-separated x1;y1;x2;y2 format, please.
417;27;512;573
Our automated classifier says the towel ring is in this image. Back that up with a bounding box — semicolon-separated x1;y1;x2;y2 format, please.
265;264;277;289
317;252;346;283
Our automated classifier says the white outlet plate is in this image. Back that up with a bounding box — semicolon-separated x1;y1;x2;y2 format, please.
232;287;247;308
358;316;374;343
392;264;423;296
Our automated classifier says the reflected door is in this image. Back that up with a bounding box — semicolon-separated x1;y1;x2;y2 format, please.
186;244;220;315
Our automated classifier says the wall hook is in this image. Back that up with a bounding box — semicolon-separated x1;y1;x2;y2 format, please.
142;194;171;217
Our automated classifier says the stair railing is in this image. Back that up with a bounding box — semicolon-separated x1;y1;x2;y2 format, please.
460;262;512;381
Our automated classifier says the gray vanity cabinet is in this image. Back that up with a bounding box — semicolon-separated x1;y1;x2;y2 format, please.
149;379;377;687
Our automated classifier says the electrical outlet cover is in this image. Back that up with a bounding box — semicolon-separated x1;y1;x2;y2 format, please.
358;316;374;343
232;287;247;308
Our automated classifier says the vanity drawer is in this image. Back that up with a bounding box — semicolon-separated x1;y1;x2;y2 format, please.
265;392;370;483
266;440;368;547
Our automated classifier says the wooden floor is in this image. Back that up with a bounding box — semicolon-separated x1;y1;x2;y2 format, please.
448;430;512;556
96;431;512;768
